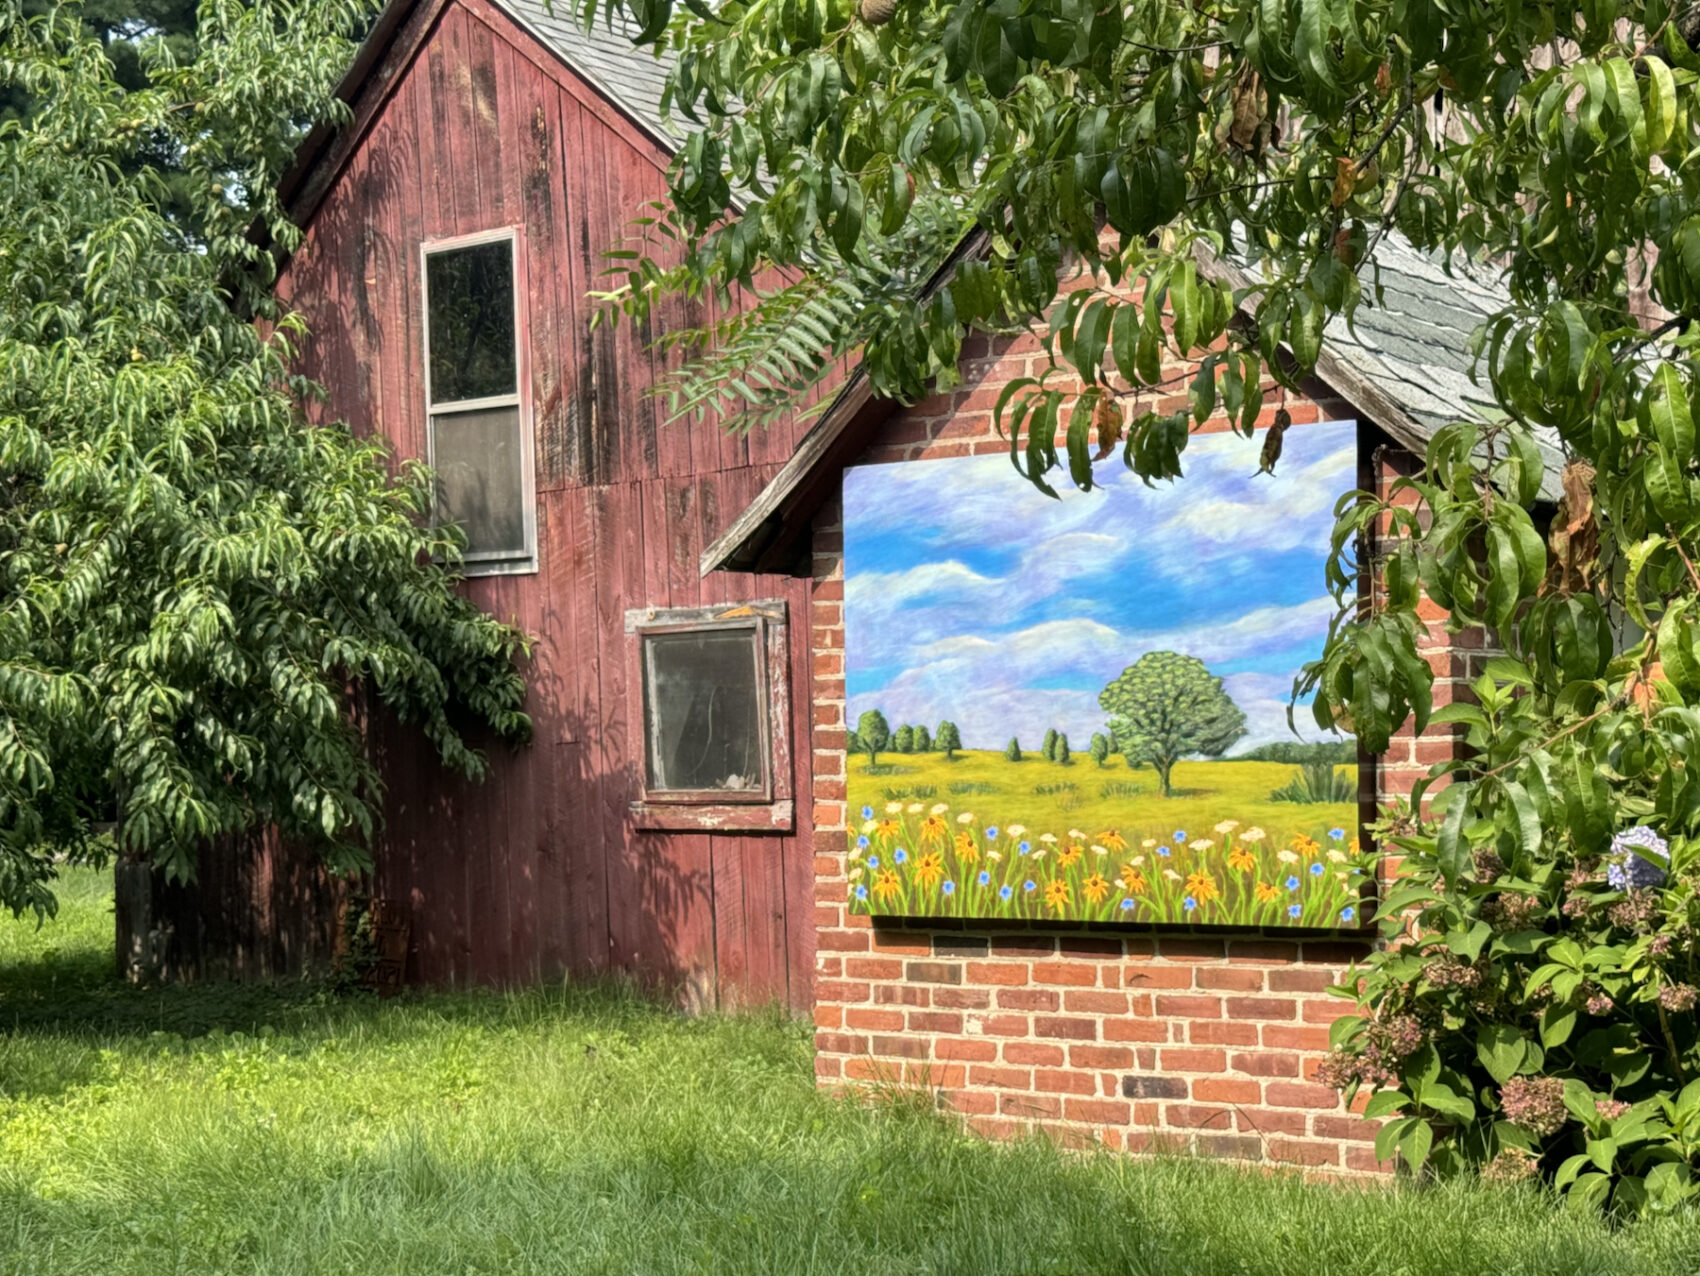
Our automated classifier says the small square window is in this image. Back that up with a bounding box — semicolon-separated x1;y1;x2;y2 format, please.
625;601;794;832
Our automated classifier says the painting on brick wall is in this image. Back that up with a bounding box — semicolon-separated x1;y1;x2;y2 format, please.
842;419;1371;928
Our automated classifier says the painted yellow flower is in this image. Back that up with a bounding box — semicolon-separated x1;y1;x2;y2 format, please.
919;814;948;843
1082;872;1111;904
1184;871;1220;903
876;819;901;839
1291;834;1321;857
872;869;902;901
1255;880;1281;903
1097;829;1129;852
1044;879;1071;910
954;831;979;862
915;850;945;889
1349;837;1362;855
1058;843;1085;868
1120;864;1148;894
1227;845;1258;873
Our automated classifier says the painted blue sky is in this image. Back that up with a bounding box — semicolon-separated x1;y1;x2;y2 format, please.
843;420;1358;755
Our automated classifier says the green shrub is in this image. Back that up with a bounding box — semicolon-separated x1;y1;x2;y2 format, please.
1098;780;1143;800
1031;782;1077;796
1270;762;1355;804
1004;738;1022;762
947;781;995;796
879;784;938;801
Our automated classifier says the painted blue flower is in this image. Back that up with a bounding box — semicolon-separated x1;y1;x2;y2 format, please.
1183;895;1198;913
1329;828;1345;841
855;885;868;900
856;835;869;849
1019;840;1031;854
1309;861;1325;877
986;826;999;840
978;871;991;886
942;881;956;896
894;848;908;864
1157;845;1172;857
861;806;873;820
1607;826;1671;890
1285;875;1301;892
866;856;880;870
1120;898;1136;912
1024;880;1037;893
999;884;1013;900
1173;830;1187;843
1288;904;1302;918
1341;906;1356;922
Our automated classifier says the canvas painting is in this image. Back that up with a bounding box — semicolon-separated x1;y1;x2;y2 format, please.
842;419;1371;928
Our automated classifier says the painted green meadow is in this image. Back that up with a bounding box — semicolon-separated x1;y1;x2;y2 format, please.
846;753;1370;927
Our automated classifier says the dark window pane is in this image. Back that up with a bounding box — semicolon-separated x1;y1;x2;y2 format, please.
643;630;765;793
432;405;525;556
427;241;516;403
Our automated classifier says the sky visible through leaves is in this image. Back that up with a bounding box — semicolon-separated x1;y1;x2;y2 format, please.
844;420;1358;751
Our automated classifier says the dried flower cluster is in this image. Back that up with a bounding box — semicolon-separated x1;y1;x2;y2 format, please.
1499;1077;1568;1138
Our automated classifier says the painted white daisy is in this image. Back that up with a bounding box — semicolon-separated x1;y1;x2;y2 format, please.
986;850;1002;862
1069;829;1087;840
885;801;904;814
1242;827;1267;843
1039;833;1057;844
1163;869;1183;882
930;803;950;815
957;812;975;824
1189;839;1214;852
1278;849;1300;865
907;803;924;814
861;820;877;834
1213;820;1240;834
1007;824;1027;837
1141;838;1158;849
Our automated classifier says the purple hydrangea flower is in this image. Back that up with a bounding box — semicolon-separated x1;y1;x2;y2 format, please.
1607;826;1670;890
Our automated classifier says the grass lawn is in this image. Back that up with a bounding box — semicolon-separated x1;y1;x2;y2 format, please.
4;871;1699;1275
847;753;1365;926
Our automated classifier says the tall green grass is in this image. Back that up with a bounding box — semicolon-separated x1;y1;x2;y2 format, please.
4;870;1699;1275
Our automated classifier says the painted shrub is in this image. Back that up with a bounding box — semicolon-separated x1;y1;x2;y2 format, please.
842;420;1370;927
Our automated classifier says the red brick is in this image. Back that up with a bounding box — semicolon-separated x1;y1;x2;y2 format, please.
818;930;871;953
996;988;1061;1012
1230;1051;1301;1078
814;1005;842;1030
1004;1042;1066;1066
873;932;934;956
1301;999;1354;1024
844;957;902;980
1065;1097;1132;1125
815;1055;843;1079
1227;997;1298;1021
1187;1021;1260;1046
968;1116;1026;1140
1267;968;1338;993
1195;967;1266;992
845;1008;905;1031
870;1035;931;1061
1193;1078;1262;1105
943;1089;999;1116
970;1064;1032;1089
1001;1093;1063;1119
1154;994;1223;1019
815;1032;867;1055
906;1062;966;1088
1194;1134;1266;1161
1103;1018;1171;1043
934;1037;999;1062
843;1057;900;1082
1033;961;1100;987
1269;1139;1340;1167
1034;1016;1097;1041
1070;1045;1136;1069
1166;1104;1234;1130
908;1011;963;1034
966;960;1031;986
1261;1025;1334;1051
1266;1082;1343;1110
1034;1068;1099;1096
980;1014;1031;1037
992;936;1057;957
1063;989;1130;1015
1313;1115;1379;1142
905;960;963;985
1345;1145;1395;1174
1121;964;1194;989
1161;1047;1227;1073
814;980;871;1004
874;984;930;1007
932;987;992;1010
1237;1107;1308;1136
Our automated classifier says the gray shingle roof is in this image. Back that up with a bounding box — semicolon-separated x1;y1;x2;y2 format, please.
498;0;680;150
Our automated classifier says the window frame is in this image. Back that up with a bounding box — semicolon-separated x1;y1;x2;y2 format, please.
419;226;537;576
624;600;794;833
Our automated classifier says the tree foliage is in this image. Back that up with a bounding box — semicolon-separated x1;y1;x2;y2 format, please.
935;719;960;759
1003;737;1020;762
1099;653;1244;797
856;709;890;767
1088;731;1109;768
0;1;530;919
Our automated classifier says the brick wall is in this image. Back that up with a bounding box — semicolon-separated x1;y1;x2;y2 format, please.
806;308;1481;1174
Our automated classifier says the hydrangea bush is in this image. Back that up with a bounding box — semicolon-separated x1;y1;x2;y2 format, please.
1324;669;1700;1215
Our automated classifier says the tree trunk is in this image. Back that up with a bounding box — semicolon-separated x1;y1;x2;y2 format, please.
1154;757;1175;797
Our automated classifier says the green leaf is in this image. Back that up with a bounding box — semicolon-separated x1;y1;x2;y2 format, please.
1476;1024;1528;1085
1400;1119;1434;1174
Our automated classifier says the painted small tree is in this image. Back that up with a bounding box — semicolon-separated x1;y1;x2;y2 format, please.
1055;733;1071;766
846;729;864;758
1099;652;1245;797
856;710;891;770
913;724;932;753
1040;727;1059;761
1004;737;1022;762
894;725;915;754
935;721;961;760
1089;733;1110;768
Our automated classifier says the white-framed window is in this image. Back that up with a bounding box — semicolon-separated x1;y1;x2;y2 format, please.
623;600;795;832
420;227;536;574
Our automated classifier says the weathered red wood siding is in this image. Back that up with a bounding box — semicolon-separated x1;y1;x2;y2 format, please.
270;0;816;1008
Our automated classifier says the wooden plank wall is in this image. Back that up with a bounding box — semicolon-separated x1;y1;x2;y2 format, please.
260;0;815;1010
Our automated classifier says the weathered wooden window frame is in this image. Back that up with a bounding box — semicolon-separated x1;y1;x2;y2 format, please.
624;600;794;833
419;225;537;576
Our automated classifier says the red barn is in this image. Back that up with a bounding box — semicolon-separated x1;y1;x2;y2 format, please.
125;0;1540;1168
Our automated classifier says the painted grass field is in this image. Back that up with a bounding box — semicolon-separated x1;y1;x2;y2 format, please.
6;871;1700;1276
846;752;1369;927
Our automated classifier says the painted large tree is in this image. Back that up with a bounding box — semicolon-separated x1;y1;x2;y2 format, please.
1098;653;1244;796
0;0;530;920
